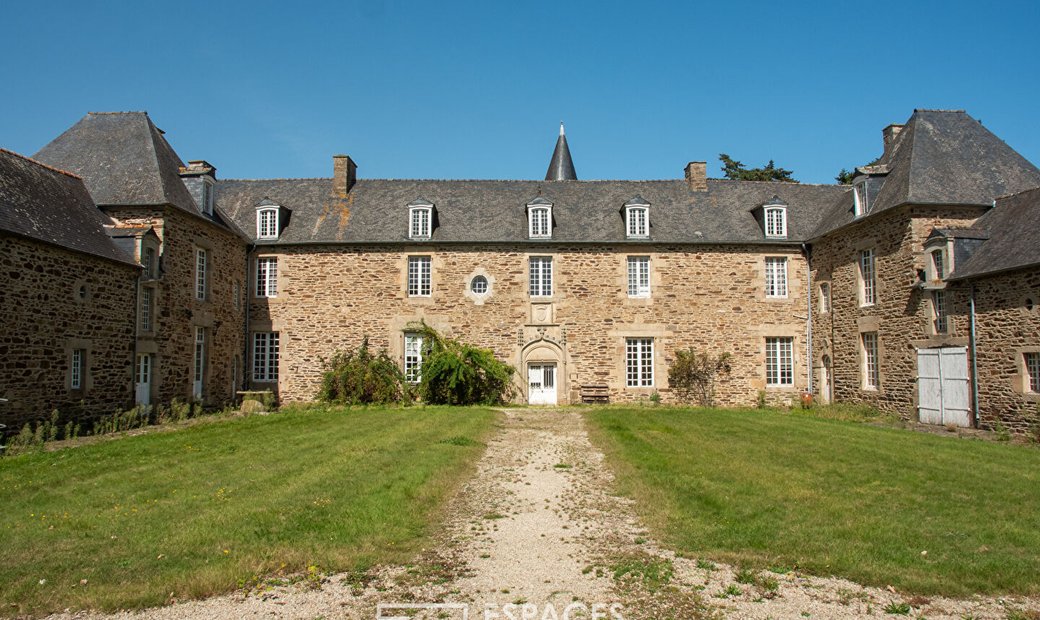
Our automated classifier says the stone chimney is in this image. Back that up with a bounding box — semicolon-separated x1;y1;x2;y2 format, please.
684;161;707;191
333;155;357;198
179;160;216;179
882;124;904;152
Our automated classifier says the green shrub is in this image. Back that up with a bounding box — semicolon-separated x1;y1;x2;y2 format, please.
318;337;411;405
408;322;516;406
667;348;731;406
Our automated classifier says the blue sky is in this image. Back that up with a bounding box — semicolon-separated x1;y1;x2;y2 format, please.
2;0;1038;184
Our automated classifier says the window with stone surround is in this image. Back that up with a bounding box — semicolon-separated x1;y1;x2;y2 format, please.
765;337;794;386
862;331;880;389
627;256;650;297
1026;352;1040;393
625;205;649;239
201;179;215;215
253;332;279;383
70;349;85;390
140;286;154;332
409;205;432;239
764;206;787;238
853;181;867;217
142;246;157;279
626;337;654;387
408;256;432;297
819;282;831;313
256;257;278;298
932;290;948;334
195;248;207;300
859;249;876;306
529;256;553;297
765;257;788;298
404;332;424;383
257;208;279;240
931;249;945;281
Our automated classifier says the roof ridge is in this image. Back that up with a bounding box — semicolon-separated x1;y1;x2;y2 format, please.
87;111;149;115
707;178;844;188
0;148;83;180
220;177;331;182
913;108;967;114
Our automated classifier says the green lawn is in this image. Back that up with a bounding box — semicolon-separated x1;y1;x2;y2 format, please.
0;405;497;617
586;407;1040;597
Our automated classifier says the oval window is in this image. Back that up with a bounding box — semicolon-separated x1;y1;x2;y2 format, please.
471;275;489;295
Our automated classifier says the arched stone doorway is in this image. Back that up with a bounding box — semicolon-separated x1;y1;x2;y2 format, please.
519;339;567;406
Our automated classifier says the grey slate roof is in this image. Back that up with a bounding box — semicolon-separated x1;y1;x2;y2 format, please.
545;125;577;181
219;177;847;245
948;186;1040;280
0;149;137;266
812;110;1040;238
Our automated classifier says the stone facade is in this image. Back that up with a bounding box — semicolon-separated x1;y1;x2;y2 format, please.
249;244;809;406
0;232;138;427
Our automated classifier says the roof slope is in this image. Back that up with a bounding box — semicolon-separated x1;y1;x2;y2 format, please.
0;149;136;266
812;110;1040;238
33;112;199;213
948;186;1040;280
219;177;847;245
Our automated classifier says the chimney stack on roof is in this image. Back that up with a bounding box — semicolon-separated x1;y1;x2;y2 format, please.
179;160;216;179
883;124;905;153
685;161;707;191
333;155;357;197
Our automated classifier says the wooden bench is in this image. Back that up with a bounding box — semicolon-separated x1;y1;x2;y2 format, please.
580;384;610;404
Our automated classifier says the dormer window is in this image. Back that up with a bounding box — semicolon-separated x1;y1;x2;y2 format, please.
527;197;553;239
930;249;945;281
201;178;215;216
408;200;433;239
624;197;649;239
764;205;787;238
853;181;867;217
257;207;279;240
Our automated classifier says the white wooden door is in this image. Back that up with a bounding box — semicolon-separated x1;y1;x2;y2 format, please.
135;354;152;406
917;347;970;427
527;364;557;405
193;328;205;399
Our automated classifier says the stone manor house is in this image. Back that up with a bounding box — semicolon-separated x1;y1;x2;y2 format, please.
1;109;1039;434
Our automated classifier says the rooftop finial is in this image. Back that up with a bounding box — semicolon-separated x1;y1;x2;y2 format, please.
560;122;565;137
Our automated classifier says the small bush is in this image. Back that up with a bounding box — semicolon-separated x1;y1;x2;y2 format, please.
408;322;516;406
318;337;411;405
883;601;911;615
668;348;732;406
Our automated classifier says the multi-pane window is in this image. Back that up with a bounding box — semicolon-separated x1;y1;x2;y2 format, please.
862;331;880;389
819;282;831;313
233;281;241;310
859;249;876;306
765;257;788;298
257;208;279;239
529;256;553;297
70;349;84;390
1026;352;1040;393
256;257;278;298
529;207;551;238
408;256;432;297
143;246;156;279
627;256;650;297
410;207;431;239
194;327;205;389
195;248;207;300
626;206;649;238
765;337;794;386
933;290;948;333
931;250;945;281
404;333;424;383
625;337;654;387
764;207;787;238
252;332;280;382
140;287;154;332
853;182;867;217
201;181;214;215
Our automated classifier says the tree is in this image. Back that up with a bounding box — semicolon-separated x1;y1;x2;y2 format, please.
835;168;855;185
319;337;412;404
668;349;732;406
407;322;516;405
718;154;797;183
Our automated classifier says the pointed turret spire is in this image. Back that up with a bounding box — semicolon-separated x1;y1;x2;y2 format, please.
545;122;577;181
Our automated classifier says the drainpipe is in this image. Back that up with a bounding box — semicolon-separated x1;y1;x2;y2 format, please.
969;283;980;427
242;245;253;396
802;243;813;395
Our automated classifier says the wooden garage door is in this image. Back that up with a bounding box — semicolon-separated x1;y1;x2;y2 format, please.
918;347;971;427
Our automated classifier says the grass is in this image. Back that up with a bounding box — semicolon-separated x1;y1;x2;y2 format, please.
586;406;1040;597
0;405;496;617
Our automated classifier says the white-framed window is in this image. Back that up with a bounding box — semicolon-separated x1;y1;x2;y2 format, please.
233;281;241;310
859;249;876;306
625;337;654;387
765;337;794;386
819;282;831;313
627;256;650;297
933;290;948;334
257;208;279;240
142;246;156;279
625;206;649;238
252;332;280;383
194;327;206;386
408;256;432;297
862;331;880;389
140;286;154;332
410;206;432;239
853;181;867;217
256;256;278;298
1026;352;1040;393
529;256;553;297
195;248;207;300
529;206;551;239
404;332;424;383
70;349;84;390
765;257;788;298
764;206;787;238
201;179;214;215
470;275;489;295
931;249;945;281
